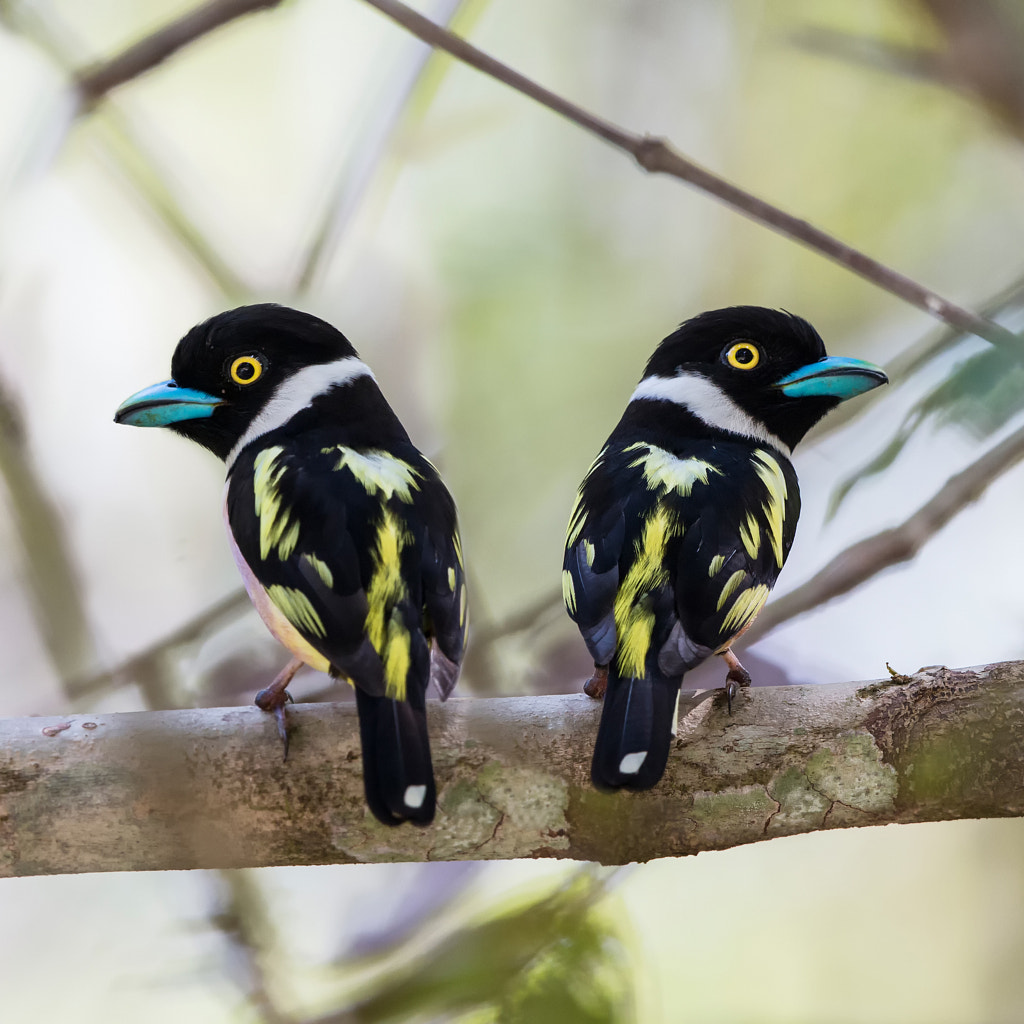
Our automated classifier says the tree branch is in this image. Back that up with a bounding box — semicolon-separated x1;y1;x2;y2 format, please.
73;0;283;109
66;587;251;699
745;419;1024;641
62;0;1021;350
358;0;1020;353
3;661;1022;875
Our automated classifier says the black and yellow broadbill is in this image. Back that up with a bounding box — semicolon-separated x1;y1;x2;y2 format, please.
563;307;887;792
115;304;467;826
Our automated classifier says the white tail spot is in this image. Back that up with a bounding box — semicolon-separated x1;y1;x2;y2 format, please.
404;784;427;809
619;751;648;775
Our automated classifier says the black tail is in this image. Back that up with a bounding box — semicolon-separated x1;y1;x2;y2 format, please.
355;689;436;826
591;669;681;791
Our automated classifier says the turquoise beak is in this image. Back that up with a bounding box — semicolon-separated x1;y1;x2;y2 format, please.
774;356;888;400
114;379;223;427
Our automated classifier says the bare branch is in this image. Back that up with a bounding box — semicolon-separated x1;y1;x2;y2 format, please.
67;588;251;699
356;0;1019;353
74;0;283;110
296;0;467;291
3;661;1023;875
49;0;1022;352
0;380;96;681
746;420;1024;641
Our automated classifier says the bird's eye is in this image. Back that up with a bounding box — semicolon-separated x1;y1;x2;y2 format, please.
229;355;264;386
724;342;760;370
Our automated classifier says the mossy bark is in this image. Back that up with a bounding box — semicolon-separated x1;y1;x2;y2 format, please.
2;662;1023;875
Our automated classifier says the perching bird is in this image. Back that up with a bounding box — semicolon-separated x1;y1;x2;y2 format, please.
563;306;887;792
115;304;467;826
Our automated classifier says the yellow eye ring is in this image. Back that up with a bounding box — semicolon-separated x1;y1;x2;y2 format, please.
725;342;760;370
230;355;264;386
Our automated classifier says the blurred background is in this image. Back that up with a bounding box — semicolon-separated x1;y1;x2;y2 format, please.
2;0;1024;1020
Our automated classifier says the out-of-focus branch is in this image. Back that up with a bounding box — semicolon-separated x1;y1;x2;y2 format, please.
296;0;471;291
206;872;291;1024
464;410;1024;666
795;2;1024;143
67;587;251;699
745;419;1024;641
3;6;249;297
74;0;284;110
809;269;1024;443
3;662;1023;874
358;0;1020;354
0;381;95;681
44;0;1023;349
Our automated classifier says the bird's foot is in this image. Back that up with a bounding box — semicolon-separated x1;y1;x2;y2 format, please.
583;664;609;700
254;658;302;759
720;649;752;715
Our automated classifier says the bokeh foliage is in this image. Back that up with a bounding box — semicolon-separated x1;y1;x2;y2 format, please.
1;1;1024;1022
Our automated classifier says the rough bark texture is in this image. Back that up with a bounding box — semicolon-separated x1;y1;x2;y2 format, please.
2;662;1023;876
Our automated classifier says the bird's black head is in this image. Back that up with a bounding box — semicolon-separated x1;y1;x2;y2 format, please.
115;304;365;461
635;306;887;451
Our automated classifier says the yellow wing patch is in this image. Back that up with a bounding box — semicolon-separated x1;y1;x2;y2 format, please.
566;489;587;547
613;505;681;678
739;513;761;561
752;450;788;568
301;553;334;589
267;584;326;638
583;539;596;567
562;569;577;615
716;570;747;611
708;553;726;578
721;584;771;636
323;446;421;502
625;443;721;497
566;450;607;547
365;508;413;701
253;447;300;561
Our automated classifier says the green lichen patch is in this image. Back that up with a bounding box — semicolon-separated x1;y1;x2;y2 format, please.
476;765;571;858
429;778;504;860
766;767;831;835
805;732;897;814
688;786;776;846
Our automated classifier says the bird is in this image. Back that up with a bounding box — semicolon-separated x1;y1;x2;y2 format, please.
115;303;467;826
562;306;887;792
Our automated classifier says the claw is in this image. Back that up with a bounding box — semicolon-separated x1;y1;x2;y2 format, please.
720;649;752;716
583;664;609;700
254;657;302;760
725;679;737;715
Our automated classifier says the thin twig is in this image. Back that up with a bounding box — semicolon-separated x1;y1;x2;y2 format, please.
58;0;1022;349
4;5;249;297
74;0;283;110
357;0;1019;353
464;414;1024;666
67;588;251;699
296;0;469;291
206;872;292;1024
745;418;1024;641
0;379;96;682
809;267;1024;442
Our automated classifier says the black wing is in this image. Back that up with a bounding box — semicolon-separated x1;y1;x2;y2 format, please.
564;439;800;677
227;434;466;701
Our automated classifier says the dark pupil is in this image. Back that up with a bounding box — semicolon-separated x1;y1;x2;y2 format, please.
735;347;754;364
236;361;255;380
